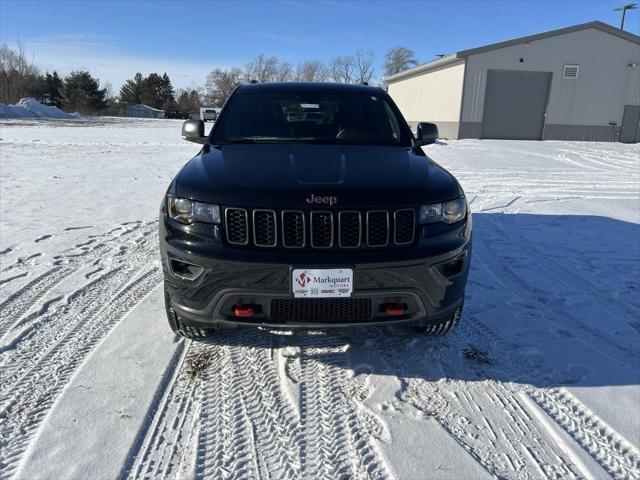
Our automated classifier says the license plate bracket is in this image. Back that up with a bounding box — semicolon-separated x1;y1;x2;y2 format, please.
292;268;353;298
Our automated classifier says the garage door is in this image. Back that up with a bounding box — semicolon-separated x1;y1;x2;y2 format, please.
481;70;551;140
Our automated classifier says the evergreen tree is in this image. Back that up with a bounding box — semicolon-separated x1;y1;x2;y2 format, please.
139;73;164;109
176;88;201;114
118;72;144;106
159;73;176;111
43;71;63;106
61;70;107;114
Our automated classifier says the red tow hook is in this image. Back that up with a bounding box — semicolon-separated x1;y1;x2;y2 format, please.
233;306;254;318
384;303;406;316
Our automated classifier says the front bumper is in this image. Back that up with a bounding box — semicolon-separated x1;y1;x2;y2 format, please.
160;212;471;328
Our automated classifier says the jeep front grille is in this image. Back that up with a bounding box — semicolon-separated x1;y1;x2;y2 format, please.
224;207;416;250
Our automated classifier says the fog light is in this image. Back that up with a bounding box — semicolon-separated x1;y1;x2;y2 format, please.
435;253;467;278
169;259;204;281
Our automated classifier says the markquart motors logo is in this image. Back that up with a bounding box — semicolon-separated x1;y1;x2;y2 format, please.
295;271;351;288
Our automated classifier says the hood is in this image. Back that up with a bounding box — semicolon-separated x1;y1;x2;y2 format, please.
175;144;460;208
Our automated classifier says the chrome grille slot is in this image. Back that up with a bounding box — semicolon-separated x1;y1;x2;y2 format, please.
338;211;361;248
253;209;277;247
394;209;415;245
310;211;334;248
282;210;305;248
225;208;249;245
366;210;389;247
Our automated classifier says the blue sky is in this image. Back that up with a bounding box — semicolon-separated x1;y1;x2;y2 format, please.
1;0;638;91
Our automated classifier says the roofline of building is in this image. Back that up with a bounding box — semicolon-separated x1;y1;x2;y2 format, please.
385;54;463;82
130;103;165;112
386;21;640;83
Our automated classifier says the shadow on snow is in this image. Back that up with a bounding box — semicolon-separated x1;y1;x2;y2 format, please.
195;213;640;390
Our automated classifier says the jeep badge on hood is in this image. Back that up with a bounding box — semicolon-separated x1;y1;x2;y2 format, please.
306;194;338;206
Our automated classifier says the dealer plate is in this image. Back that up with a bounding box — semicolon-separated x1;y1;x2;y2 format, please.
292;268;353;298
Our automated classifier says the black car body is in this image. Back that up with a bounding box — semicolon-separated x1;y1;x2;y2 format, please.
160;82;471;337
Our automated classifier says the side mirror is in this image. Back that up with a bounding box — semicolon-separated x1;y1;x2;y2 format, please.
182;119;206;144
415;122;439;146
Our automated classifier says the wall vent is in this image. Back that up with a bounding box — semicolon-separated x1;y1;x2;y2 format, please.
563;64;579;79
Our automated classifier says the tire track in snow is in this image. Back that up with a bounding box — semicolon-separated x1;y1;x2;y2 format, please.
0;225;161;397
529;388;640;480
132;329;392;480
0;266;68;338
196;329;303;480
381;312;640;480
381;322;583;480
126;341;203;480
300;331;392;480
0;221;155;339
460;310;640;479
0;267;161;480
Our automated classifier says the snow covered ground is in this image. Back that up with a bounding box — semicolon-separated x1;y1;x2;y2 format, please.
0;118;639;480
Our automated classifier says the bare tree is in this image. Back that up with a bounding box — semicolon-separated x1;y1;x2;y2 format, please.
354;49;375;84
295;60;328;82
0;41;40;104
383;46;418;78
275;61;294;82
245;53;279;82
328;55;355;83
204;67;243;107
104;81;114;100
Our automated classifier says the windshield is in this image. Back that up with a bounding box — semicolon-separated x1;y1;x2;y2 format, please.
211;90;411;146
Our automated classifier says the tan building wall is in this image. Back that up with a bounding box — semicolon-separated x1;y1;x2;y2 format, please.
460;27;640;140
388;60;465;138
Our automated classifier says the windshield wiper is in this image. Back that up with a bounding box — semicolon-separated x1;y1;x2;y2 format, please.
224;137;259;144
225;137;297;144
220;137;403;147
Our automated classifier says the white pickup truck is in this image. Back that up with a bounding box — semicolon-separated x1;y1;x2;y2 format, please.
200;107;219;122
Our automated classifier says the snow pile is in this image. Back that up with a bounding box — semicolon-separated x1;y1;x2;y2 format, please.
0;98;79;119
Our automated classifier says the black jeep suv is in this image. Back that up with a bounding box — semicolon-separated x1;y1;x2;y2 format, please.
160;82;471;338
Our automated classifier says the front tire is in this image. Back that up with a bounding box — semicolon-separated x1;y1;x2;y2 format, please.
415;304;462;335
164;288;209;339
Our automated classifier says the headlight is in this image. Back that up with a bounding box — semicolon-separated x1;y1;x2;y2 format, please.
167;194;220;224
419;196;466;224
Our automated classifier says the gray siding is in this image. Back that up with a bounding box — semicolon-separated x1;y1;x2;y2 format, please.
460;27;640;141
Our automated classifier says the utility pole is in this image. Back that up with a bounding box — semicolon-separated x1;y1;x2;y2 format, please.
614;3;638;30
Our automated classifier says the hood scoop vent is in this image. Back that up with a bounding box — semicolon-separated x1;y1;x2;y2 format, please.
289;150;346;185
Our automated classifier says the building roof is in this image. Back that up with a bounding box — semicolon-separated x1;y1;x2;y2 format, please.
386;21;640;83
128;103;165;112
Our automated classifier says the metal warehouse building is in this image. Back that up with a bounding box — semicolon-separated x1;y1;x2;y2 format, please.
387;21;640;142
